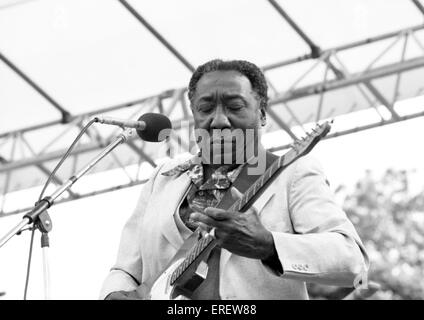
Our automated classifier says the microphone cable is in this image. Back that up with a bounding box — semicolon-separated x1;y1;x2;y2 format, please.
23;118;97;300
38;118;98;202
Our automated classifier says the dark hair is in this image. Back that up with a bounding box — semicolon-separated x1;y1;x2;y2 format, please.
188;59;268;111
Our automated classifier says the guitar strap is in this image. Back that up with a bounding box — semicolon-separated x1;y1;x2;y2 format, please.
191;151;279;300
218;151;279;211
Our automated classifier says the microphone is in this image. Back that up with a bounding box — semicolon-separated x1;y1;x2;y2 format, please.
94;116;147;130
94;113;172;142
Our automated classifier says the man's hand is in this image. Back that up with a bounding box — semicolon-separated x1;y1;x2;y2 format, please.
190;187;275;260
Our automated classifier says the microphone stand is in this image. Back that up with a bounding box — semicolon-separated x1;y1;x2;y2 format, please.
0;128;135;298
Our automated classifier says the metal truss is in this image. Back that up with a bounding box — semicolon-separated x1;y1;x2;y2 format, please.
1;0;424;217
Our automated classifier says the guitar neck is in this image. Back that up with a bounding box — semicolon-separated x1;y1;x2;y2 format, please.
232;144;303;212
170;121;332;286
170;151;298;286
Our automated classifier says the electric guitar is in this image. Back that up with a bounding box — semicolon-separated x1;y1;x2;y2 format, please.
135;121;332;299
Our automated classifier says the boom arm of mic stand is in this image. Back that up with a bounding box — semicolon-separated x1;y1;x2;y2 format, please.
0;128;135;248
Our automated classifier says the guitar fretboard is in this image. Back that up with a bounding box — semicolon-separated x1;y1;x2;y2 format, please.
169;121;330;286
170;153;293;285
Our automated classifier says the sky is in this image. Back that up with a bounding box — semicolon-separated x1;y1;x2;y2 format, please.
0;0;424;299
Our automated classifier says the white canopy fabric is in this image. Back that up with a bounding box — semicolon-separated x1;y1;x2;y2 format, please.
1;0;424;214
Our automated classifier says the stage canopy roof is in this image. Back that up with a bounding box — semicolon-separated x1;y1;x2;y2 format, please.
1;0;424;216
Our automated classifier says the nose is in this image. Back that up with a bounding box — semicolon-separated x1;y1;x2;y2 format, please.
210;105;231;129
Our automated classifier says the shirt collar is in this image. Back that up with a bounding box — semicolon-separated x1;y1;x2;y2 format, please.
162;156;246;190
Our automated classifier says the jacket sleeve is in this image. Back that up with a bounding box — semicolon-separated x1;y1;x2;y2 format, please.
99;163;164;299
269;155;369;287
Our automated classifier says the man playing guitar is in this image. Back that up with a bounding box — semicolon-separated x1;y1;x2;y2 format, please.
100;59;369;300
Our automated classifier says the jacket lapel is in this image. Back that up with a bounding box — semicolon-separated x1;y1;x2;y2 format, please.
159;171;192;250
157;152;277;264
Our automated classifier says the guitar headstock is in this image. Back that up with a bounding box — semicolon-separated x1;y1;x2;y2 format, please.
290;120;332;156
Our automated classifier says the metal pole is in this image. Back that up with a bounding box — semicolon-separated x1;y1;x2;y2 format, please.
42;237;51;299
2;178;149;217
267;0;321;57
1;55;423;173
117;0;195;72
0;117;191;173
0;90;178;139
0;128;135;248
269;109;424;153
270;56;424;104
0;51;71;122
411;0;424;16
262;24;424;72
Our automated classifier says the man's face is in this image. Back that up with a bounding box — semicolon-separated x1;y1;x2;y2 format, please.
190;70;265;164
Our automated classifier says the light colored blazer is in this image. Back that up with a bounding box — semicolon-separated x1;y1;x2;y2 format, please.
100;154;369;300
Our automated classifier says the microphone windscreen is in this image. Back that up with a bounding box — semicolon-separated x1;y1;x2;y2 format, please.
136;113;172;142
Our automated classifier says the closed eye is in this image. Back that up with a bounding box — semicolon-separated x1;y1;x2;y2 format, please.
197;104;215;113
227;104;244;111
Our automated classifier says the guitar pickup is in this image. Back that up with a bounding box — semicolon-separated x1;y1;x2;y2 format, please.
195;260;209;280
175;260;209;295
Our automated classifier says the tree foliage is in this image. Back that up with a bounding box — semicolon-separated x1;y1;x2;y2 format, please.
308;169;424;299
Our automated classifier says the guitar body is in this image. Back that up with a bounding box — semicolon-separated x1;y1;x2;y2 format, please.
137;259;188;299
136;229;215;300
